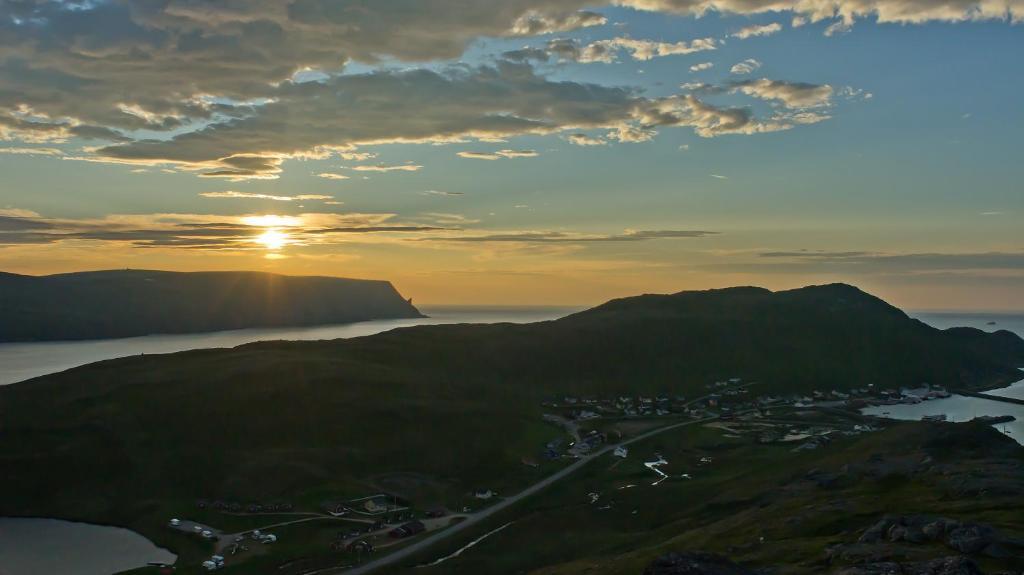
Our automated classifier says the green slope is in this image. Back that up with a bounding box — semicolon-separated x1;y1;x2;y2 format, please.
0;283;1021;571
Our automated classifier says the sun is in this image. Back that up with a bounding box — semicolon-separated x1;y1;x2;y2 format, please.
255;229;288;250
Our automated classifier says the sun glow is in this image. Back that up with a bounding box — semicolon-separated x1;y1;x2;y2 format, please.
256;229;289;250
242;214;302;228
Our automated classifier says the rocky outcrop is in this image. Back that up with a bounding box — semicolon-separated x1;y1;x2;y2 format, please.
642;552;760;575
836;556;985;575
855;515;1022;559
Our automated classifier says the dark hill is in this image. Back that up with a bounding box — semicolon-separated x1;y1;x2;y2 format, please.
0;269;422;342
0;284;1021;545
342;283;1024;394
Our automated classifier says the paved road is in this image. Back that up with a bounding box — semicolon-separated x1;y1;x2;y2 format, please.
333;414;720;575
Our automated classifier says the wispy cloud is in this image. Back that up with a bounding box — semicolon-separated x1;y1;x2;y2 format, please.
200;191;334;202
730;59;762;74
731;23;782;39
419;229;718;243
0;147;64;156
457;149;539;160
565;133;608;146
346;164;423;172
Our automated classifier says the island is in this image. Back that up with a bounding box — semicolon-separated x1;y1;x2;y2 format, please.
0;269;423;342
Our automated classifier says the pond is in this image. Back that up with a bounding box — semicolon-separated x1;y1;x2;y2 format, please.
0;517;175;575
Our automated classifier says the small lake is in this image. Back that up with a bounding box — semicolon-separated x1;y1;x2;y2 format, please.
0;306;579;386
0;517;175;575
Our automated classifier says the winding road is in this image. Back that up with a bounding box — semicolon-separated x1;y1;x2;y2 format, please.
332;414;720;575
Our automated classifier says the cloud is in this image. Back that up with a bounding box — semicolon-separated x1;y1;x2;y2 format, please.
731;22;783;39
0;209;453;250
565;133;608;146
680;78;835;110
5;53;854;178
731;79;834;108
730;59;763;74
0;207;723;257
457;149;540;160
316;172;350;180
199;191;334;202
420;190;465;197
689;62;714;72
86;61;646;178
510;10;608;35
710;173;728;179
420;229;718;243
1;0;1018;162
579;36;718;62
347;164;423;172
0;146;64;156
634;93;827;138
505;35;716;64
744;250;1024;274
337;152;378;161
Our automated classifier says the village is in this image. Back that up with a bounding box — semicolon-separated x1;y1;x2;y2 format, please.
158;378;958;573
538;378;960;458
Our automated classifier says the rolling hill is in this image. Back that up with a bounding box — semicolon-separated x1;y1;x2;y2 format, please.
0;269;423;342
0;283;1021;570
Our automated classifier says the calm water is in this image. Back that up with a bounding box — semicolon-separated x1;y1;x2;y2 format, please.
0;518;175;575
0;306;579;386
861;312;1024;444
911;311;1024;340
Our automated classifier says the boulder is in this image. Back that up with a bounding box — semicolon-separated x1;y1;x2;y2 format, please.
945;525;996;554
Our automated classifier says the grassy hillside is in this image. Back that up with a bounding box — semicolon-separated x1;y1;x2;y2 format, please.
0;283;1021;572
407;420;1024;575
0;269;422;342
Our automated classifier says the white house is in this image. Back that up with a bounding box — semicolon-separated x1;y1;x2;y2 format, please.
613;446;628;458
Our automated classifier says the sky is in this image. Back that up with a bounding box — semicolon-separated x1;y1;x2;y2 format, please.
0;1;1022;309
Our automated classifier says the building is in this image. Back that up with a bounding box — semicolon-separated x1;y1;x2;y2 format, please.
613;446;628;458
389;520;426;538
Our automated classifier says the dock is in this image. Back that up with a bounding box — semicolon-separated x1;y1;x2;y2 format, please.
954;389;1024;406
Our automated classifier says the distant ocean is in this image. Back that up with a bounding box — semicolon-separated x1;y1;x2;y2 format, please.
910;311;1024;338
0;306;579;386
0;308;1019;387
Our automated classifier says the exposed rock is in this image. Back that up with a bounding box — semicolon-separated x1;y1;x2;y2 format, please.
837;556;984;575
860;518;896;544
643;552;758;575
946;524;997;554
857;515;1011;556
902;556;984;575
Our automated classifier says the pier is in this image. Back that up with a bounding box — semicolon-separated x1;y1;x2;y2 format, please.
954;390;1024;406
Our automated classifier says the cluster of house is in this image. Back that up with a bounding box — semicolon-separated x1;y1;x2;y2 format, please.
195;499;293;513
557;395;685;419
569;429;606;456
201;555;226;571
323;494;409;518
248;530;278;544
